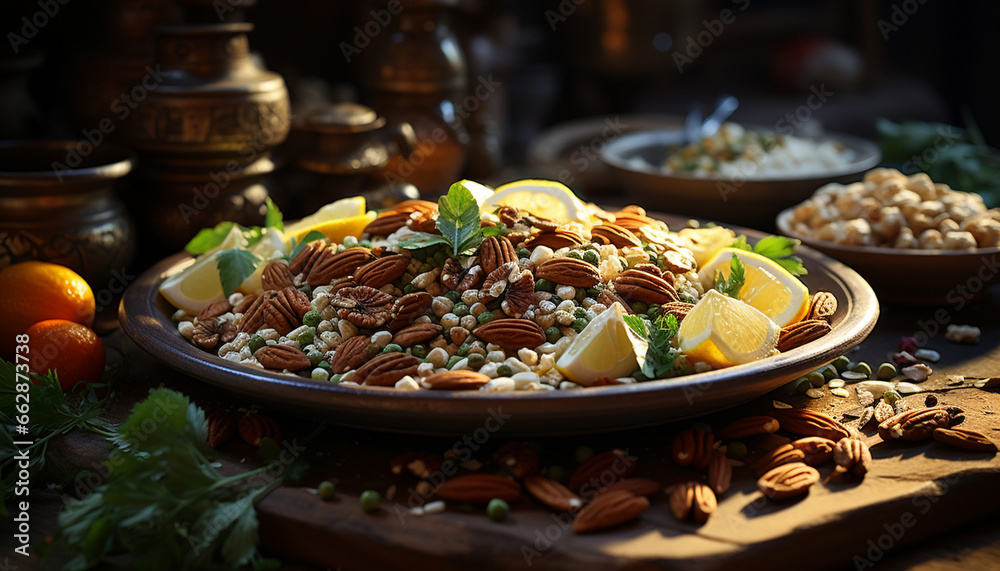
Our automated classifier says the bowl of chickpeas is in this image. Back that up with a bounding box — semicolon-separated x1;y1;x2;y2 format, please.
777;168;1000;305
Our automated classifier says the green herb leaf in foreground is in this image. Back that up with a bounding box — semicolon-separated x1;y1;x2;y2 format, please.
730;235;807;276
623;313;680;379
714;254;746;299
264;197;284;232
49;388;279;571
437;181;487;256
217;248;261;298
185;221;237;255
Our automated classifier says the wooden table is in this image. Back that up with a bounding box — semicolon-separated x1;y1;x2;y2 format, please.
4;287;1000;571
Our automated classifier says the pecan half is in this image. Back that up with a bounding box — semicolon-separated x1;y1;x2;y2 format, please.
524;475;583;512
474;319;546;350
478;262;519;303
261;260;295;291
493;442;541;478
614;268;679;305
833;437;872;476
573;490;649;533
755;436;835;475
288;240;328;277
569;449;637;494
535;257;601;288
671;427;715;469
205;409;238;448
198;300;233;320
932;427;998;452
479;235;519;274
192;317;234;350
878;407;952;441
754;444;806;476
354;353;420;386
255;344;313;370
591;223;642;249
434;474;522;504
808;291;838;322
233;293;258;315
388;292;433;331
757;462;819;500
329;334;373;373
524;228;586;250
423;370;491;390
716;416;781;441
332;286;394;329
440;259;484;292
669;481;716;523
392;323;443;347
707;450;732;495
266;287;312;335
479;263;535;318
777;319;832;352
307;247;373;287
238;412;281;447
769;408;852;441
354;254;410;289
597;290;634;314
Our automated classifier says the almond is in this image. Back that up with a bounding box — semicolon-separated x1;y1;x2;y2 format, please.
808;291;838;322
671;427;715;469
669;481;716;523
535;257;601;288
392;323;443;347
329;334;373;373
777;319;832;352
355;353;421;386
433;474;522;504
769;408;852;441
479;235;519;274
932;427;999;452
757;462;820;500
569;449;637;495
238;412;281;447
423;370;490;390
833;437;872;477
525;229;586;250
254;344;312;371
572;490;649;533
716;416;780;441
878;407;953;441
524;476;583;512
474;318;546;350
591;223;642;248
354;255;410;289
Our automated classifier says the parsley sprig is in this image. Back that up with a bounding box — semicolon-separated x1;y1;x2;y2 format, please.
730;235;807;276
714;254;746;299
399;182;504;256
623;313;680;379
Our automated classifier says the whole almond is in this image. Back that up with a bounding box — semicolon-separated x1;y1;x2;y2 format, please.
535;257;601;288
355;353;421;386
433;474;522;504
238;413;281;447
716;416;780;441
769;408;852;441
757;462;820;500
669;481;716;523
569;449;637;495
205;409;238;448
525;229;586;250
329;335;373;373
254;344;312;371
474;319;546;350
392;323;443;347
572;490;649;533
671;427;715;469
833;437;872;477
523;476;583;512
932;427;998;452
423;370;491;390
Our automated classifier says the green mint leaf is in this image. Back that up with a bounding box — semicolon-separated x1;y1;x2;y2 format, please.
398;233;451;250
265;198;284;232
753;235;798;260
185;222;236;255
773;255;808;276
714;254;746;298
730;235;752;252
623;314;650;340
216;249;260;297
436;182;485;258
481;224;507;237
288;231;327;260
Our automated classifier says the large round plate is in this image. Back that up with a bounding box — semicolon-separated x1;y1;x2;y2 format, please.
119;214;879;436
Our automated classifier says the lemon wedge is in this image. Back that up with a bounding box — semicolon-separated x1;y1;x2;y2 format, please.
483;179;588;223
284;196;366;235
678;226;736;267
555;302;640;385
697;248;809;327
286;212;376;245
678;290;779;369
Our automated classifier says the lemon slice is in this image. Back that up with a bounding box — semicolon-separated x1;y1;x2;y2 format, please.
678;290;780;369
555;302;640;385
455;179;496;207
697;248;809;327
286;212;376;245
483;179;588;223
284;196;366;236
678;226;736;267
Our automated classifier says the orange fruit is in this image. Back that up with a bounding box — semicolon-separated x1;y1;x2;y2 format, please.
26;319;106;391
0;261;95;358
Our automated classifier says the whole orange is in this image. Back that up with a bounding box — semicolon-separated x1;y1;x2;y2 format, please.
0;261;95;358
26;319;106;391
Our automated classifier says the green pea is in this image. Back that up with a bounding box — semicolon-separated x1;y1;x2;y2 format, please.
820;364;838;380
311;368;329;381
631;301;649;314
445;290;461;303
486;498;509;522
497;364;513;376
546;464;568;482
546;326;561;343
359;490;381;513
877;362;897;380
330;373;342;383
317;360;332;372
453;303;470;317
362;343;381;359
726;441;748;460
248;334;265;354
307;350;323;366
382;343;402;354
456;343;471;357
566;251;582;260
477;311;496;325
575;445;594;464
691;422;713;434
647;305;663;319
402;284;415;294
575;288;586;302
850;361;872;379
832;356;851;372
343;236;359;248
446;355;462;369
583;250;600;265
359;239;372;249
517;248;531;259
296;329;315;347
411;344;427;358
573;307;588;319
572;318;587;333
535;278;555;292
807;371;826;387
318;480;336;501
302;310;321;328
467;353;486;369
